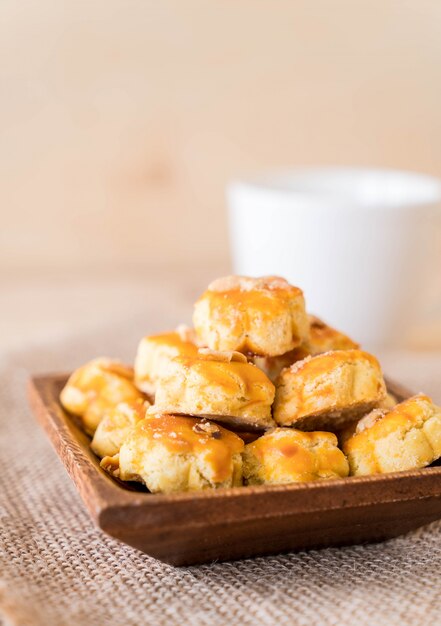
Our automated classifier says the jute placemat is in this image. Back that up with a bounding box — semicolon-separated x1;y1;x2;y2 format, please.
2;315;441;626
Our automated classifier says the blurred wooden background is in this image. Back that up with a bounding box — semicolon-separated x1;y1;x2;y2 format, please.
1;0;441;273
1;0;441;352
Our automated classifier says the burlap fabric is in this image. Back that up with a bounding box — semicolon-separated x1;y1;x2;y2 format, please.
2;305;441;626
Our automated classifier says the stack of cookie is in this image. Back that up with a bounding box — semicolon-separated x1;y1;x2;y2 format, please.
60;275;441;494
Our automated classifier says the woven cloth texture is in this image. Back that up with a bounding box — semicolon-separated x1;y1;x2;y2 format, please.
1;312;441;626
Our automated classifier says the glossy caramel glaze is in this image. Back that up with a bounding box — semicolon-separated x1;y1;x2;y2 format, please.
287;349;380;379
307;315;359;354
152;347;276;428
243;428;349;485
91;398;150;458
146;329;199;353
105;397;149;426
60;358;145;435
126;414;244;483
343;394;441;475
193;275;309;356
273;349;386;428
134;327;199;395
252;316;358;382
176;351;272;398
201;288;300;324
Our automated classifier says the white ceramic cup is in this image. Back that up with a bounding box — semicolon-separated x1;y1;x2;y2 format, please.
228;168;441;348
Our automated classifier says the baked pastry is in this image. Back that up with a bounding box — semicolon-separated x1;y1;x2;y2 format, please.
151;348;276;429
193;275;309;356
342;394;441;476
134;325;199;396
378;392;398;411
306;315;359;355
243;428;349;485
252;349;305;385
91;398;150;458
59;358;145;435
339;391;398;447
103;414;244;493
253;315;359;382
273;349;387;430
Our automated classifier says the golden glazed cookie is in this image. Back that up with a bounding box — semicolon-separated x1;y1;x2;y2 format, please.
193;275;309;357
273;349;387;431
151;349;276;430
59;358;145;435
91;398;150;458
378;392;398;411
252;349;306;385
253;315;359;382
243;428;349;485
306;315;359;355
342;394;441;476
339;395;397;442
103;414;244;493
134;325;199;396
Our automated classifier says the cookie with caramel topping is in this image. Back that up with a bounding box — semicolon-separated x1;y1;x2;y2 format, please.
151;348;276;430
342;394;441;476
253;315;359;382
193;275;309;357
134;325;199;396
105;414;244;493
273;349;387;431
243;428;349;485
306;315;359;355
91;398;150;458
252;349;307;385
60;358;145;435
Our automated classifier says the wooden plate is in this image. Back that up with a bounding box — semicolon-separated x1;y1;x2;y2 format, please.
28;374;441;566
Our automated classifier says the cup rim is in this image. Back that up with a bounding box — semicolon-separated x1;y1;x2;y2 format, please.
228;167;441;210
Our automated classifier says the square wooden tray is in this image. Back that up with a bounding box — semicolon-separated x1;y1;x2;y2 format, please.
28;374;441;566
